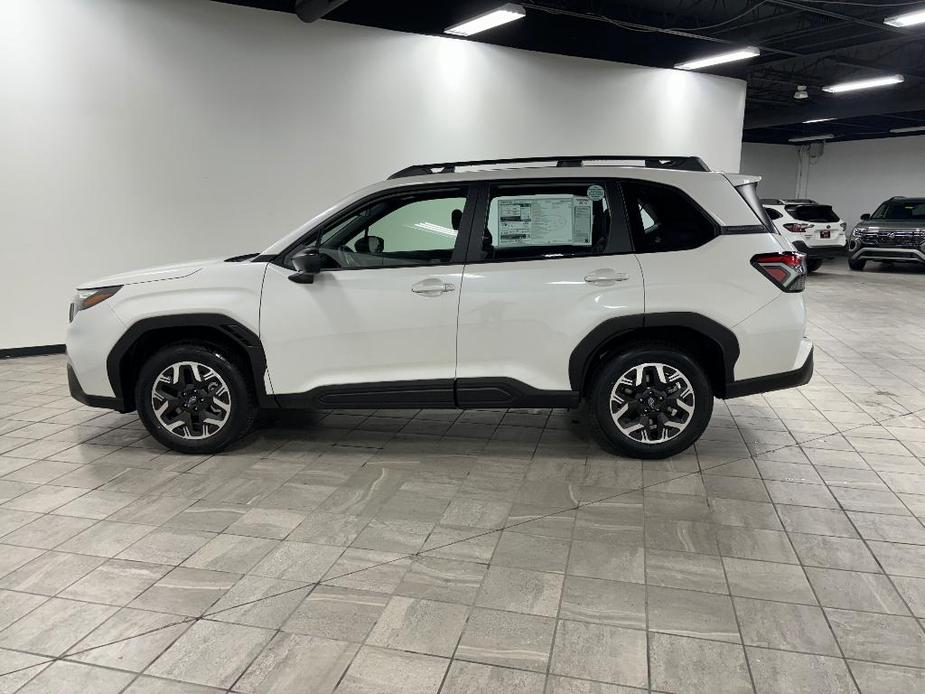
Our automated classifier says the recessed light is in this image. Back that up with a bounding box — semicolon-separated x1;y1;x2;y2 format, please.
884;8;925;27
445;4;526;37
890;125;925;134
822;75;904;93
674;47;760;71
788;134;835;143
803;118;834;124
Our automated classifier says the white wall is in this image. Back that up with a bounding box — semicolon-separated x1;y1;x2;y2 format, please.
740;142;798;200
0;0;747;349
802;136;925;226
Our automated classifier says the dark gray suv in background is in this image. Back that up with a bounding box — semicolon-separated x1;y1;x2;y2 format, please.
848;197;925;271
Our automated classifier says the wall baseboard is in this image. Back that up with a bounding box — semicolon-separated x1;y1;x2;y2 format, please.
0;344;66;359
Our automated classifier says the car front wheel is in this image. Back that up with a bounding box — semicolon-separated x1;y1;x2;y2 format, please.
136;344;256;454
848;258;866;271
589;344;713;459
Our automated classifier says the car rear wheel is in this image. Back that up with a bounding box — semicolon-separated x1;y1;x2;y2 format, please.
848;258;866;271
806;258;824;273
588;344;713;459
136;344;256;454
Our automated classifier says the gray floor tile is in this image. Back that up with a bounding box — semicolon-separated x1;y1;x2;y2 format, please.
645;518;719;555
723;557;816;604
283;585;388;641
0;514;96;549
181;533;278;573
568;540;644;583
335;646;448;694
250;540;344;582
476;566;563;617
0;550;104;595
827;608;925;667
868;541;925;578
716;526;799;564
647;586;740;642
550;619;647;688
734;597;840;655
15;660;134;694
646;549;729;593
146;619;273;688
235;632;358;694
395;556;486;604
57;520;156;557
440;661;545;694
321;548;410;592
60;558;170;605
747;647;858;694
789;533;881;572
559;575;646;629
0;597;116;656
129;567;239;616
225;508;305;539
848;660;925;694
490;529;571;572
649;632;752;694
807;567;910;615
892;575;925;617
456;608;555;672
206;574;309;628
776;505;858;538
0;590;46;631
287;511;369;546
367;596;468;657
0;648;51;693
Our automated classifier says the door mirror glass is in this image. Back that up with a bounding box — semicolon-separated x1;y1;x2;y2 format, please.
860;213;871;221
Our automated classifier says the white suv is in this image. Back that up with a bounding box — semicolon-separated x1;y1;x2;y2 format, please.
66;156;813;460
761;199;847;272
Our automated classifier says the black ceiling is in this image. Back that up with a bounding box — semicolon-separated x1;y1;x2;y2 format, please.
217;0;925;144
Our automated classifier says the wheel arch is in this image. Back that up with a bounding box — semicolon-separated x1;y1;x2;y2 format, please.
569;313;739;399
106;314;274;413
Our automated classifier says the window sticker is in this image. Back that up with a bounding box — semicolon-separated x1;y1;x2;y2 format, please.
497;196;593;247
586;184;605;202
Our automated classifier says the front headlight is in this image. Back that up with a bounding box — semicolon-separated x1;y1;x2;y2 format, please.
850;227;863;238
69;285;121;322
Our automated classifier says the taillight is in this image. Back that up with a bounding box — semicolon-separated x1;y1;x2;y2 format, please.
751;252;806;292
783;223;810;233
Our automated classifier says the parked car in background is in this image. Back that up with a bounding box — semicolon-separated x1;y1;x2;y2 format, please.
761;199;847;272
848;196;925;271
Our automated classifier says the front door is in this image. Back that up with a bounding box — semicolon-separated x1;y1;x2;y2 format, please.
261;185;475;406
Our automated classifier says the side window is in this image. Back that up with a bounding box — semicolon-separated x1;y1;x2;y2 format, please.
626;181;717;253
764;207;782;220
479;181;628;262
291;189;468;269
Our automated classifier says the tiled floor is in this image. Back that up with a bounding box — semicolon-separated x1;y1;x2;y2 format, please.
1;259;924;693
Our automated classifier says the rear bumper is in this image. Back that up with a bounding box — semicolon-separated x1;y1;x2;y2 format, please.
68;362;125;411
724;346;813;399
791;240;846;259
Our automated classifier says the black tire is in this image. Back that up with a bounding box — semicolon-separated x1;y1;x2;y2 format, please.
848;258;866;271
588;344;713;460
806;258;824;273
135;343;256;454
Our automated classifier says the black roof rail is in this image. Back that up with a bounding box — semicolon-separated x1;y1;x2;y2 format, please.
388;155;709;179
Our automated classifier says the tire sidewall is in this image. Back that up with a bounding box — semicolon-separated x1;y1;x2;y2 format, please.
590;346;713;459
136;344;254;454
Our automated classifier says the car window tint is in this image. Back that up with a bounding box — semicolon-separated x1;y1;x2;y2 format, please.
625;181;717;253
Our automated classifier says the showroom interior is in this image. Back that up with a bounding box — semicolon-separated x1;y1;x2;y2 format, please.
1;0;925;692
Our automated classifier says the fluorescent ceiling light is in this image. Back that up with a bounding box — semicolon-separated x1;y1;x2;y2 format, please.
675;46;760;70
789;134;835;143
822;74;904;93
890;125;925;134
803;117;834;124
445;4;525;37
884;8;925;27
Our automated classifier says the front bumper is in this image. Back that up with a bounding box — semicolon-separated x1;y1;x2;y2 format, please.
848;240;925;264
724;347;813;399
791;240;846;259
67;362;124;411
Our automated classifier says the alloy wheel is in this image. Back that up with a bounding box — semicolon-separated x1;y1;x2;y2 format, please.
150;361;231;439
609;362;695;444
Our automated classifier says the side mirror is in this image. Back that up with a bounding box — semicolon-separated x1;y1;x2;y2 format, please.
289;249;323;284
860;213;871;221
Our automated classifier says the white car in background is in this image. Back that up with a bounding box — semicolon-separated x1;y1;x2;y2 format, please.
761;199;847;272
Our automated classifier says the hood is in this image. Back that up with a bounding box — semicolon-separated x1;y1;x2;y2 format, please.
77;257;226;289
856;219;925;231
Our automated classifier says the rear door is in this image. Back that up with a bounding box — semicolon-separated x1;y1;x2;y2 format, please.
455;179;644;396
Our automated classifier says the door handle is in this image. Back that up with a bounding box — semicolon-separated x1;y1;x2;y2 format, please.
412;279;455;296
584;269;630;286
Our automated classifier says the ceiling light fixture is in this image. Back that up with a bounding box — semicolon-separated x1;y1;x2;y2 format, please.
445;3;526;37
890;125;925;134
822;74;904;93
884;7;925;27
674;46;760;70
803;117;834;124
788;134;835;143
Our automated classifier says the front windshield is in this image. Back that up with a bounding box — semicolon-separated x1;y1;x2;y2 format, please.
872;200;925;221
